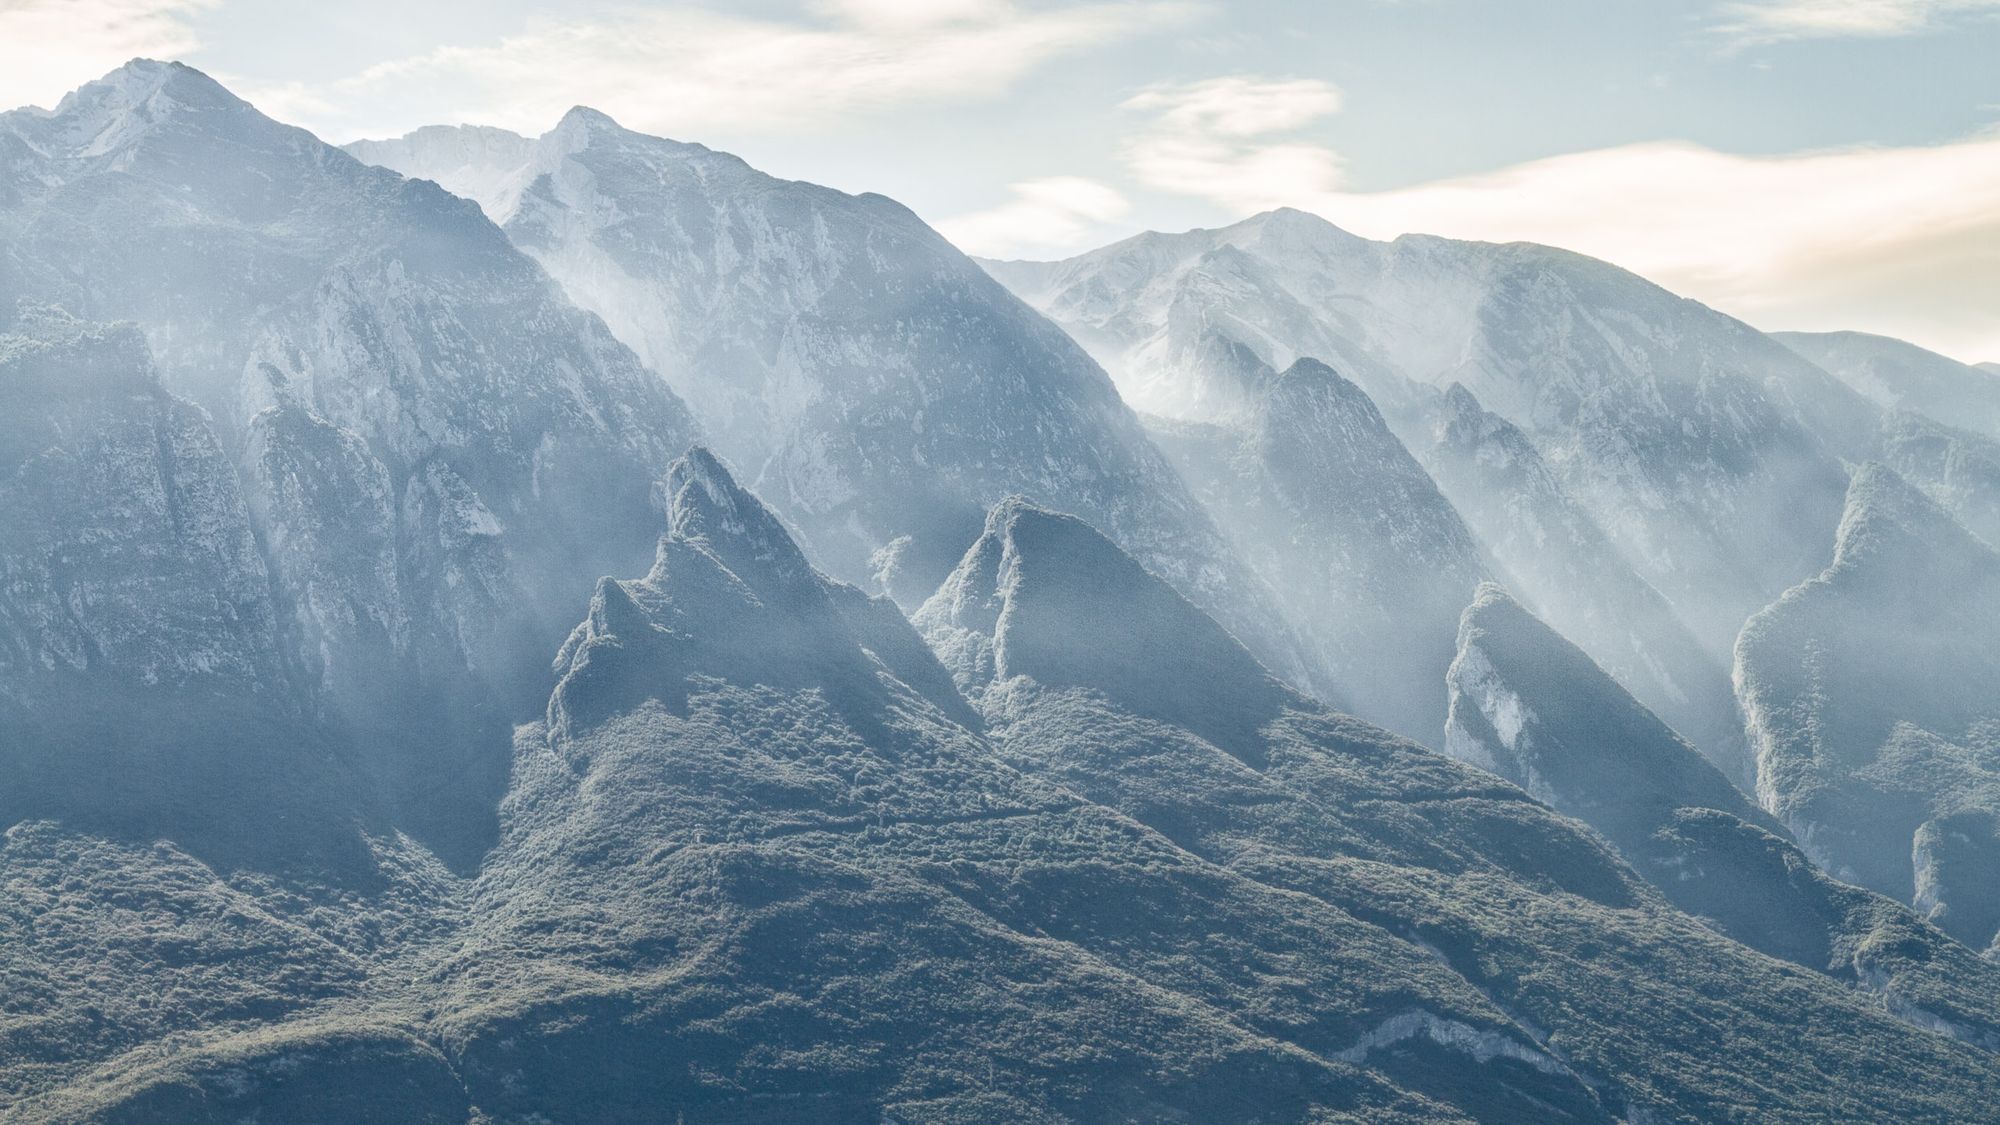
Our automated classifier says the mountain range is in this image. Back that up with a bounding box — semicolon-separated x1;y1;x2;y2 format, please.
3;60;1999;1122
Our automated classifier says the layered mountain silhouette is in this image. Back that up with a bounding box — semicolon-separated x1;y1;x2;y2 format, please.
1145;356;1489;746
1737;463;2000;954
987;208;1876;680
1778;329;2000;441
346;111;1311;696
6;61;2000;1124
1448;584;2000;1045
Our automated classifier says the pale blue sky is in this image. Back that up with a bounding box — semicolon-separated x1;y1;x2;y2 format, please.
4;0;1998;359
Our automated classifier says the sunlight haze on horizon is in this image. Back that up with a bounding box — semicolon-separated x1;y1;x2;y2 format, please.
2;0;1997;362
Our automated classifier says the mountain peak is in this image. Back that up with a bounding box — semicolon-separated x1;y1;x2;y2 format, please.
917;498;1297;760
12;59;252;158
655;447;822;608
551;105;626;143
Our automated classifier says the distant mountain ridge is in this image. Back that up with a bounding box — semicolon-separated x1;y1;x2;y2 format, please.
8;60;2000;1124
984;209;1878;666
347;112;1320;700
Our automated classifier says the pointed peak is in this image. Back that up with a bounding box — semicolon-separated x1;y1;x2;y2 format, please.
655;447;822;605
550;105;625;141
1442;381;1482;414
919;498;1297;759
69;58;238;112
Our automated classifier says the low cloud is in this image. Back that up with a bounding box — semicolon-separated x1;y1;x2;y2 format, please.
0;0;216;111
1120;77;1347;211
252;1;1196;143
936;177;1131;258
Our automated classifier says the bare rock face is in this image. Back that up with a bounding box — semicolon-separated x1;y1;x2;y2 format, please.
987;208;1876;663
0;307;280;706
0;305;374;866
1424;383;1746;776
1145;357;1488;744
0;61;704;859
1876;408;2000;550
347;112;1312;694
1446;584;2000;1045
918;495;2000;1120
1737;463;2000;952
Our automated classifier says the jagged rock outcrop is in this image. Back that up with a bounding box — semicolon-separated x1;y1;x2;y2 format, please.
1144;357;1488;744
919;498;2000;1119
1446;585;2000;1042
1422;383;1744;774
1778;329;2000;441
987;208;1879;659
1736;463;2000;952
345;112;1310;694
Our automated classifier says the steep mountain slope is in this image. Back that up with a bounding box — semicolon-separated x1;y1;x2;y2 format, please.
1146;357;1488;745
0;306;326;859
1736;463;2000;953
0;309;469;1111
1422;383;1745;774
987;209;1878;659
0;62;702;857
1877;408;2000;548
1778;329;2000;441
345;116;1307;693
21;454;2000;1120
1446;585;2000;1043
917;498;2000;1121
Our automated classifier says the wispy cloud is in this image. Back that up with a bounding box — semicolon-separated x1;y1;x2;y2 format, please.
0;0;217;111
1119;73;2000;362
936;176;1131;258
247;1;1197;143
1712;0;2000;44
1118;76;1346;211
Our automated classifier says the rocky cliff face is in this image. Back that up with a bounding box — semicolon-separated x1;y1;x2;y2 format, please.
0;61;703;859
918;496;2000;1120
1423;383;1746;775
1736;463;2000;953
346;113;1311;694
986;209;1878;662
1446;585;2000;1044
1145;357;1489;744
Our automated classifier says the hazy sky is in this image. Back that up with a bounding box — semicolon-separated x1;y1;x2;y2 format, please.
4;0;1999;361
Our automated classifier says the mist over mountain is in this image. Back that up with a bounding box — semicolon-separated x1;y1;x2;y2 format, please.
1737;463;2000;954
985;209;1878;675
1421;382;1747;775
1778;329;2000;441
0;60;700;861
1447;584;2000;1046
1144;356;1489;747
5;58;2000;1124
344;114;1313;698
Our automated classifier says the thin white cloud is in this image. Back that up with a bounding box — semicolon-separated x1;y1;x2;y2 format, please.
1118;76;1347;211
250;1;1197;143
936;176;1131;258
1120;74;2000;363
0;0;217;111
1713;0;2000;43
